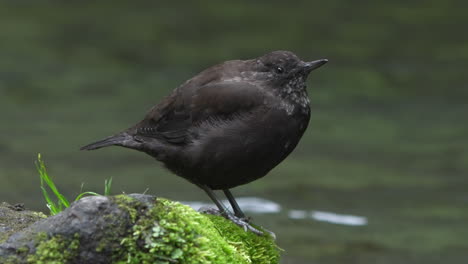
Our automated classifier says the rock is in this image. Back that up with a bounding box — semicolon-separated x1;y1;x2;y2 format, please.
0;202;46;244
0;194;279;264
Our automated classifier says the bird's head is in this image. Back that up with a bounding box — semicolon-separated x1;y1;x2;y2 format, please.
252;50;327;91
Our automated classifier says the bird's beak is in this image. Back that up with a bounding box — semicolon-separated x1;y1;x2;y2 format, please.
303;59;328;72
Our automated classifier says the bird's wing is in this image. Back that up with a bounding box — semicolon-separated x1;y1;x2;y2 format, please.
134;81;266;145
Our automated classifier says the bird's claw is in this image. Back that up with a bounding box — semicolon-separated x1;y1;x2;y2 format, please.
224;212;264;235
200;207;275;238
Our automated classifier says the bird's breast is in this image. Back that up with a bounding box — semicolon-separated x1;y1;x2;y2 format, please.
167;106;310;189
189;106;309;164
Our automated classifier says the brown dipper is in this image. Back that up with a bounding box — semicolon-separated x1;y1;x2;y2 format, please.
81;50;328;234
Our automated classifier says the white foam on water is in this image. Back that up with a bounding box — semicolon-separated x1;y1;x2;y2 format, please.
288;210;308;219
233;197;282;214
182;197;368;226
311;211;367;226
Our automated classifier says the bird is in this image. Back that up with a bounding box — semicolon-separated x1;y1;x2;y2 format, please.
81;50;327;234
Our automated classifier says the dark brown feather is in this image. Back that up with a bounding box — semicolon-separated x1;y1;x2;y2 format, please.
81;50;328;190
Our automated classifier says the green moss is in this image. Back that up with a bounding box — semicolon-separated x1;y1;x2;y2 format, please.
94;195;147;255
26;233;80;264
117;198;280;264
31;212;48;219
206;214;280;264
114;194;146;223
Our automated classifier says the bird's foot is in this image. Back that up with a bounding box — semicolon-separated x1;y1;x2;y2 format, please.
200;207;275;238
224;212;264;235
238;215;252;223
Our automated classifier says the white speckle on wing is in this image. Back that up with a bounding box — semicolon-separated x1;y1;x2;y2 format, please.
224;76;243;82
242;70;273;81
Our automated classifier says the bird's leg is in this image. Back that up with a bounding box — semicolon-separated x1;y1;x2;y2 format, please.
199;184;230;215
223;189;275;239
223;189;247;219
198;184;263;236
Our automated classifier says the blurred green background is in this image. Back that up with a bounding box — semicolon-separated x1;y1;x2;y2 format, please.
1;1;467;263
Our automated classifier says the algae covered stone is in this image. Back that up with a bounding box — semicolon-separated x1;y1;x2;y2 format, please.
117;198;279;264
0;194;280;264
0;202;46;244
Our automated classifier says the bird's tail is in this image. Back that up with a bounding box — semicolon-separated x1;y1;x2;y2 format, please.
80;134;128;151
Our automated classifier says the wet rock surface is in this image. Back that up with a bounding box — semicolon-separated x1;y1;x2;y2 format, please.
0;195;279;264
0;202;46;245
0;194;151;263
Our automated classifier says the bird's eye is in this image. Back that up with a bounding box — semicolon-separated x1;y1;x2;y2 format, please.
275;66;284;74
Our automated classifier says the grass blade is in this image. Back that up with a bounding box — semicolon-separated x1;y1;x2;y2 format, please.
36;153;70;214
36;154;115;215
74;191;101;201
104;177;113;196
